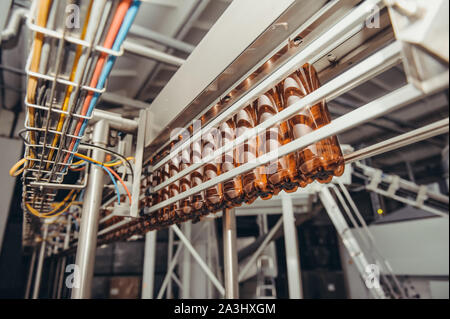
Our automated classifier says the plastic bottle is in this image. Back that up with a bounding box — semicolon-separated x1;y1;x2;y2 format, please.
168;147;181;220
220;119;244;207
202;128;223;212
235;105;271;203
158;162;171;225
255;87;299;194
178;142;192;219
282;63;345;184
190;137;205;214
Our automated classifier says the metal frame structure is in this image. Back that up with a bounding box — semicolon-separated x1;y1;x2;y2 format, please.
20;0;448;300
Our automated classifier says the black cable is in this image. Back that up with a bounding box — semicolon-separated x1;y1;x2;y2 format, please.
0;48;8;110
79;142;134;178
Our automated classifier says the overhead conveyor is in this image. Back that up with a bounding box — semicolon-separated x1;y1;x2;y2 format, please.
11;0;448;299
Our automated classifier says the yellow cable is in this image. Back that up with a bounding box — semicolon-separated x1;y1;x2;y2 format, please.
71;156;134;168
10;154;134;177
26;189;76;218
104;157;135;168
27;0;52;160
9;158;27;177
46;0;94;167
72;153;134;168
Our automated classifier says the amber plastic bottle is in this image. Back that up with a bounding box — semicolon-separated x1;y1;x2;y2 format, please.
178;143;192;219
282;63;344;183
255;87;299;194
220;119;244;207
202;128;223;212
190;137;205;214
168;149;181;220
158;162;172;225
150;167;161;212
235;105;271;203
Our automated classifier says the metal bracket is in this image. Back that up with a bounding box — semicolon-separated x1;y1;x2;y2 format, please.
367;168;383;192
386;175;400;196
386;0;449;93
416;185;428;207
130;110;147;218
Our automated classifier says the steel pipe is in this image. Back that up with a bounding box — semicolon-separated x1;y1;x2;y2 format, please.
344;118;449;164
222;208;239;299
124;40;185;66
57;215;72;299
129;24;195;54
24;246;37;299
32;223;48;299
72;120;109;299
100;92;152;110
281;194;302;299
142;230;157;299
91;108;139;132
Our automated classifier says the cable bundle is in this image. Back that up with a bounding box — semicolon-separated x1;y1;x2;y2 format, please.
18;0;141;215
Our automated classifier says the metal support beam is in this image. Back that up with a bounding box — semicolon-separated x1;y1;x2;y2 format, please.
99;92;152;110
57;215;72;299
32;223;48;299
344;118;449;164
24;246;37;299
172;224;225;296
318;186;386;299
91;108;139;131
72;120;109;299
51;256;61;299
222;208;239;299
124;40;185;66
238;217;283;282
181;222;192;298
166;227;174;298
130;110;147;217
157;240;183;299
281;194;303;299
129;24;195;54
156;222;209;299
142;230;157;299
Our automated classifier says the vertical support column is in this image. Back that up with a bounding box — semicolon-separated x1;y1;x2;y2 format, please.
281;193;303;299
142;230;157;299
51;237;61;299
72;120;108;299
181;221;192;299
206;220;214;298
166;227;174;298
32;223;49;299
130;110;146;217
57;215;72;299
24;246;37;299
222;208;239;299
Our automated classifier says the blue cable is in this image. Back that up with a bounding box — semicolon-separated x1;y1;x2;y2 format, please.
96;163;121;205
68;0;141;165
74;155;121;204
71;161;87;168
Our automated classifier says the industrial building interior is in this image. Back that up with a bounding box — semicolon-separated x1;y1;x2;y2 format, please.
0;0;448;300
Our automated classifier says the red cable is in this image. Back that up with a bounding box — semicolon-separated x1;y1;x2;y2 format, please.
62;0;133;165
105;166;132;204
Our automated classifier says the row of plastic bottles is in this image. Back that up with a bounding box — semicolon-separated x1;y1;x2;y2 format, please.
141;63;345;226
